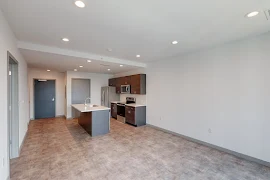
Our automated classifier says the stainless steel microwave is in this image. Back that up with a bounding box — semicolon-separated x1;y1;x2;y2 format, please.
121;85;130;94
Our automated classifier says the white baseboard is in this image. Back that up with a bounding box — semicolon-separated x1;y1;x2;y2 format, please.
30;115;65;120
147;124;270;168
19;128;28;155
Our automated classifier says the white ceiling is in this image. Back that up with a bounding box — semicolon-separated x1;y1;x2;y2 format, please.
21;49;139;74
1;0;270;70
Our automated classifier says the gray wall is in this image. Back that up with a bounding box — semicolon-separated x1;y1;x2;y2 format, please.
146;32;270;163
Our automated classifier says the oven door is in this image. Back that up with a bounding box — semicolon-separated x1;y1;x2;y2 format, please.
121;85;130;94
117;104;125;117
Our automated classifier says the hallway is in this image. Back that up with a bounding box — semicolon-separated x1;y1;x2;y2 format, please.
10;117;270;180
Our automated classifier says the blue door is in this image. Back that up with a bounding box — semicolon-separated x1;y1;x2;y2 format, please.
34;80;56;119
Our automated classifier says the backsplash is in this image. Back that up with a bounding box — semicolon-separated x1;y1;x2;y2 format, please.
120;94;146;105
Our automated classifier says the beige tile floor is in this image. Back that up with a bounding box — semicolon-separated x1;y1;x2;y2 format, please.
10;117;270;180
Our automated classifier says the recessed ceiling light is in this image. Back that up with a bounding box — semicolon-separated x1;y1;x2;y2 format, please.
120;65;123;67
246;11;259;18
47;70;50;72
74;69;77;71
62;38;69;42
74;0;85;8
79;65;83;68
107;48;112;52
87;60;92;63
108;69;111;71
172;41;178;45
136;55;141;58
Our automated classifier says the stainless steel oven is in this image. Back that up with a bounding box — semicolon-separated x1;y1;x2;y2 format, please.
121;85;130;94
117;103;125;123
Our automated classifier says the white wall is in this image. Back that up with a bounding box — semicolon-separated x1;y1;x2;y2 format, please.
66;71;112;118
28;68;65;119
0;10;29;179
146;32;270;163
114;68;147;105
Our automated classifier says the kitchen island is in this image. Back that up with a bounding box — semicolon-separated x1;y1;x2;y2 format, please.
72;104;110;137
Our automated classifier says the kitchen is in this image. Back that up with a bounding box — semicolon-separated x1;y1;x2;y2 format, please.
72;73;147;137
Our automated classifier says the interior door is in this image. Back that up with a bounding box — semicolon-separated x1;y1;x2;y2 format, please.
34;80;56;119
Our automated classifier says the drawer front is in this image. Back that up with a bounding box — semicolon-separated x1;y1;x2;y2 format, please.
125;106;135;125
126;114;135;125
111;103;117;118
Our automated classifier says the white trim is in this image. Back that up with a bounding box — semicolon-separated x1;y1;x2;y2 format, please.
19;128;28;155
17;41;147;67
147;124;270;168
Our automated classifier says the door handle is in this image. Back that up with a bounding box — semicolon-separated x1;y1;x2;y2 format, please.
52;98;55;101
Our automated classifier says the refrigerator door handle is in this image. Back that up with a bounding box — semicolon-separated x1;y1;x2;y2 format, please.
101;90;104;105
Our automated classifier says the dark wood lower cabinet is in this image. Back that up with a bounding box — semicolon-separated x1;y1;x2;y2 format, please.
125;106;146;126
77;110;110;137
111;103;117;119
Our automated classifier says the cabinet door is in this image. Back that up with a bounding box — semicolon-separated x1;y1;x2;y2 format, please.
111;103;117;118
109;78;116;86
125;106;135;125
115;78;121;94
130;75;141;94
123;76;131;85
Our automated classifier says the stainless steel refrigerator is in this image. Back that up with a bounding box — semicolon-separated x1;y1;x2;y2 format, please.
101;86;120;107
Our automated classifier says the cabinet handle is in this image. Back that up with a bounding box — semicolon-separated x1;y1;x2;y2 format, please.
128;111;131;113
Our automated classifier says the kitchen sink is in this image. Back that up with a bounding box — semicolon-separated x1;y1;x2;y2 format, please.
85;104;99;107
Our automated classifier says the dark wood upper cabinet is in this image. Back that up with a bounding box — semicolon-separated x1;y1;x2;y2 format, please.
108;78;116;86
123;76;131;85
108;74;146;94
115;77;122;94
130;74;146;94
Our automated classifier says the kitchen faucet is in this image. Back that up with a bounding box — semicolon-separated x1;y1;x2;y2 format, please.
84;97;91;106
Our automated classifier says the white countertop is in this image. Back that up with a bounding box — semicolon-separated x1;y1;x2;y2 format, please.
72;104;110;112
125;104;146;107
111;101;146;107
111;101;121;104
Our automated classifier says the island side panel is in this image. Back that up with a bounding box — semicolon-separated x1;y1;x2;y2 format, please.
78;112;92;136
92;110;110;136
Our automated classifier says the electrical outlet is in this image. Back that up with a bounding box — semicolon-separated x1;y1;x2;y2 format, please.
208;128;212;133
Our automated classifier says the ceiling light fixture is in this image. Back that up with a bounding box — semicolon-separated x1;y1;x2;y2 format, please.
74;69;77;71
120;65;123;67
108;69;111;71
74;0;85;8
47;70;50;72
136;55;141;58
172;41;178;45
87;60;92;63
62;38;69;42
246;11;259;18
79;65;83;68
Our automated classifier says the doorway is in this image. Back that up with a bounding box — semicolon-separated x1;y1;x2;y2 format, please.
71;78;91;104
7;52;19;159
34;79;56;119
71;79;91;118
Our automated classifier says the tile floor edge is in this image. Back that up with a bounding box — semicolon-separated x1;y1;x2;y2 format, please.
146;123;270;168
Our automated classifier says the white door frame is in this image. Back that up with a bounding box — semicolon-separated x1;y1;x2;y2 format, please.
7;51;19;161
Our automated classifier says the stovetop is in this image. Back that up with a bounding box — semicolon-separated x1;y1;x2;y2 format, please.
117;97;136;106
